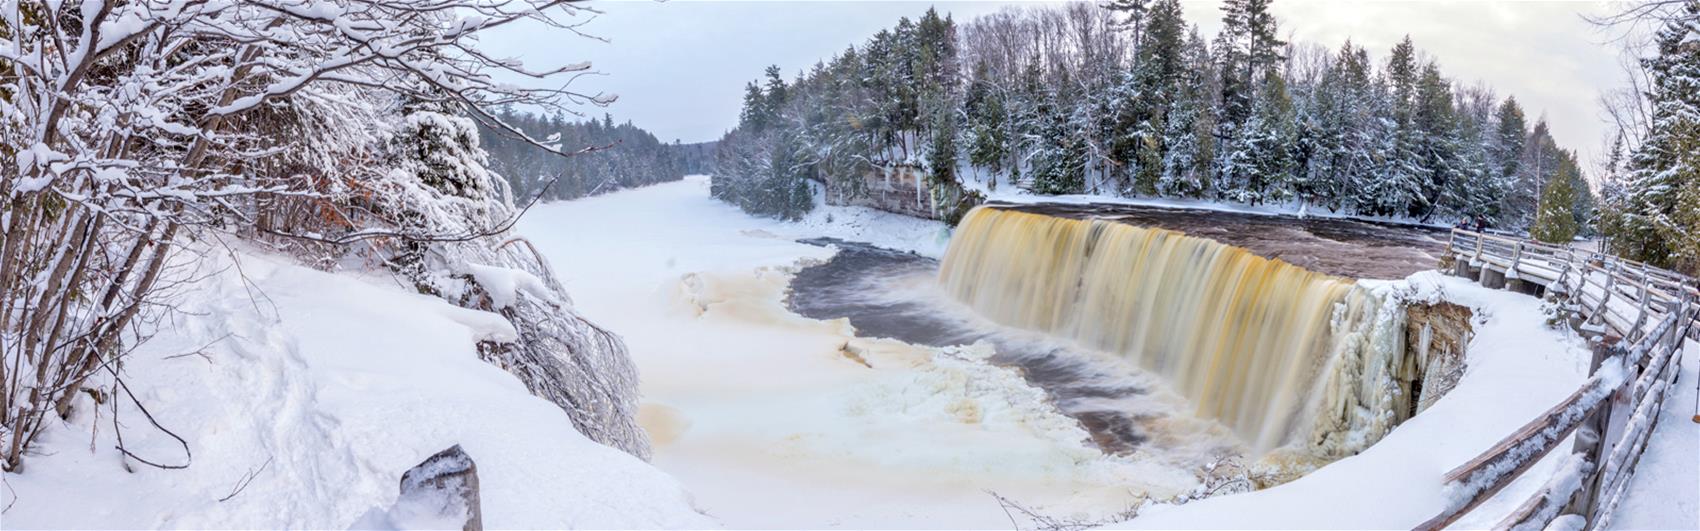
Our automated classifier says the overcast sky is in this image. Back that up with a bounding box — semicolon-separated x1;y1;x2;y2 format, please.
480;0;1627;169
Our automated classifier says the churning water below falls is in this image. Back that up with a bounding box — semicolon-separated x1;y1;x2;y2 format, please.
788;205;1444;480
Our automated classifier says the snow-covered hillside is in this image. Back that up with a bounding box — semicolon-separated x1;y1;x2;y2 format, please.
0;244;710;529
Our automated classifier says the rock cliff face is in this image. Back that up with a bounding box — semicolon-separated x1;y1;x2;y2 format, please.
1403;302;1474;416
821;164;981;224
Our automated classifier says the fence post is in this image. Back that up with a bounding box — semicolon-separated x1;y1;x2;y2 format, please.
1631;267;1652;342
1510;242;1524;279
1556;249;1575;294
1591;261;1619;333
1567;335;1625;520
1474;231;1485;264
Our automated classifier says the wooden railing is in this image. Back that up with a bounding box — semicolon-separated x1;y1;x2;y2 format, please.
1445;230;1698;341
1422;230;1698;530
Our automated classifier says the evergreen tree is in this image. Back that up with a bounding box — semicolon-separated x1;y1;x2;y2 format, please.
1492;97;1528;222
965;60;1009;188
1214;0;1281;136
740;81;771;133
1413;62;1461;219
1612;1;1700;269
1159;27;1216;197
1531;160;1580;244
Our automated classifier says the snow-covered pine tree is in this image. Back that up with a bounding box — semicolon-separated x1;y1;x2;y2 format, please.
1029;70;1089;195
1490;97;1529;223
1360;37;1428;217
1614;1;1700;269
966;60;1010;190
1413;62;1463;220
1223;73;1298;204
1157;28;1217;198
1530;160;1581;244
1446;85;1504;222
1114;0;1189;196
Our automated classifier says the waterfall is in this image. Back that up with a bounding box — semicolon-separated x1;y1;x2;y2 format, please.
939;206;1406;455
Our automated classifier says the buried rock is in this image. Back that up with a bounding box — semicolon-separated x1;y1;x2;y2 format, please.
352;445;483;531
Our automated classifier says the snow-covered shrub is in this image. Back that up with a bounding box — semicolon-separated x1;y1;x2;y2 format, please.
364;98;651;459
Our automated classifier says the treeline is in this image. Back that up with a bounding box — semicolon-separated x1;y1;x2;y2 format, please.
480;111;689;202
674;140;720;176
1597;1;1700;273
713;8;979;221
713;0;1592;234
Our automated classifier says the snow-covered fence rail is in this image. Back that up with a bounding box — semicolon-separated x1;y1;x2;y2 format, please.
1424;231;1698;531
1443;230;1698;341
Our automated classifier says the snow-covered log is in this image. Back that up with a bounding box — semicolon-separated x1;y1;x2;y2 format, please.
1590;379;1670;530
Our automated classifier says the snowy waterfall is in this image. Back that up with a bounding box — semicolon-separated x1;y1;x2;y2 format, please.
939;206;1411;455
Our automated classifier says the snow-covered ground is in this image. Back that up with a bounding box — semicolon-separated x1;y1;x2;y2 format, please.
0;243;710;528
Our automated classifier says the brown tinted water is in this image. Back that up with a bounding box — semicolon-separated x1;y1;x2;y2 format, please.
786;205;1444;457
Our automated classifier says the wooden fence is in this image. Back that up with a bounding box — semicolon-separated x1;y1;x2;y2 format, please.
1419;230;1698;530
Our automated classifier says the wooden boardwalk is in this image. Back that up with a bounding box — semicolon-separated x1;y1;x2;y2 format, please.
1422;230;1697;530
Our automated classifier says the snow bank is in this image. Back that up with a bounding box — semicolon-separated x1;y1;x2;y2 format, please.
1108;271;1595;529
793;200;955;258
0;243;710;529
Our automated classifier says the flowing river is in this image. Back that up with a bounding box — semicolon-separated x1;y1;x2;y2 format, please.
790;203;1449;459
